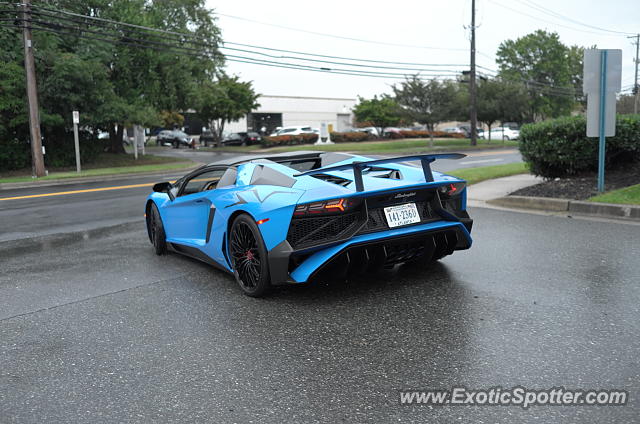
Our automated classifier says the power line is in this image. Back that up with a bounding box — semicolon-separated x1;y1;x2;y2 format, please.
20;4;499;77
517;0;636;36
15;18;461;78
215;12;470;52
0;7;582;95
219;45;465;74
8;9;468;75
0;21;457;81
487;0;634;37
223;41;470;67
26;4;480;69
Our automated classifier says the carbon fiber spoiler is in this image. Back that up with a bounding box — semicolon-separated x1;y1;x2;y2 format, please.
293;153;466;192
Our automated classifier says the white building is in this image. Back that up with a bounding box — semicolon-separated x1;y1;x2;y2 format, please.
226;95;357;135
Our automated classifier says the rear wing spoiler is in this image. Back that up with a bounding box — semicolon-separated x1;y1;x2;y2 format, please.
293;153;466;192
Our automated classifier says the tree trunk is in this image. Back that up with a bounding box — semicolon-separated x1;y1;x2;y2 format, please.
108;123;125;154
487;124;492;141
217;121;226;148
428;123;434;148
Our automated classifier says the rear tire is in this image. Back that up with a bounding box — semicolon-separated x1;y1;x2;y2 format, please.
147;203;167;255
229;214;271;297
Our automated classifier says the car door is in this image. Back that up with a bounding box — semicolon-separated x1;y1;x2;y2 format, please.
162;167;227;246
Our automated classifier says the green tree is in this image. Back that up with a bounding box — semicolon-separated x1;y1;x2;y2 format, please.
496;30;583;121
476;79;528;139
353;96;402;136
617;94;638;115
196;75;260;146
392;77;458;143
29;0;222;154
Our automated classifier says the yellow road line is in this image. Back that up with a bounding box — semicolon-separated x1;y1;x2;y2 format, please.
0;151;517;202
0;182;156;202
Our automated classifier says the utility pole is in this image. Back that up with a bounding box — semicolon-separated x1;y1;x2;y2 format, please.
630;34;639;114
469;0;478;146
21;0;45;177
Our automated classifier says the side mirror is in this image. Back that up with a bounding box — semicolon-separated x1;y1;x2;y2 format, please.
153;182;175;200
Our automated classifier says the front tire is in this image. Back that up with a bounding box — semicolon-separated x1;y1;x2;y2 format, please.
229;214;271;297
147;203;167;255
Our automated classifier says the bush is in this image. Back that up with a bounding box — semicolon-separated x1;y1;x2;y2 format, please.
0;138;31;171
43;130;106;168
398;130;465;139
519;114;640;178
330;131;370;143
261;133;318;148
259;128;468;148
0;130;108;172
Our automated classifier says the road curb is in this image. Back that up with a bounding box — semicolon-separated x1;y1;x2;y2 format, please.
0;164;201;191
487;195;640;220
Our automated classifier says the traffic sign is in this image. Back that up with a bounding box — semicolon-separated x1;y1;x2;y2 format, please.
72;110;79;125
583;49;622;192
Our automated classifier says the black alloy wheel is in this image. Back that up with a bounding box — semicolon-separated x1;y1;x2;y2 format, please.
147;203;167;255
229;215;271;297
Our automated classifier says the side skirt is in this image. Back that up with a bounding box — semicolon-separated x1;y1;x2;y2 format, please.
168;242;233;275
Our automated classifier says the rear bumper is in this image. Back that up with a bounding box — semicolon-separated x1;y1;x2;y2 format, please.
267;219;472;284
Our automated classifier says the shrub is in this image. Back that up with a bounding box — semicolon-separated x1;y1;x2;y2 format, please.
330;131;370;143
261;133;318;148
258;128;468;148
519;114;640;178
0;138;31;171
399;130;465;139
43;130;106;168
399;130;430;138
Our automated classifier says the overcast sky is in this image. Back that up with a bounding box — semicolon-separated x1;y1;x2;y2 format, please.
205;0;639;99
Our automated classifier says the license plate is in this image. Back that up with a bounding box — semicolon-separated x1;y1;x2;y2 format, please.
383;203;421;228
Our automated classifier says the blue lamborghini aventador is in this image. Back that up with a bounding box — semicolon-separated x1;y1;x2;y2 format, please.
145;151;473;296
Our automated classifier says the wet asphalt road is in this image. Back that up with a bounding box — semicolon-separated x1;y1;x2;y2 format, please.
1;206;639;423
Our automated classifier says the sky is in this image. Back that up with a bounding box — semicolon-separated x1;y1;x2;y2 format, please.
205;0;639;100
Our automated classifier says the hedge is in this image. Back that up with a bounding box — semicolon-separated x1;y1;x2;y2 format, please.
330;131;370;143
260;133;318;148
0;130;107;171
260;130;465;148
399;130;466;139
519;114;640;178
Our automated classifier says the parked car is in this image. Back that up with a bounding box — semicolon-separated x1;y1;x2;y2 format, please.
222;132;263;146
354;126;380;137
443;127;466;134
270;126;316;136
200;130;215;146
382;127;402;137
157;130;193;148
458;125;485;139
488;127;520;140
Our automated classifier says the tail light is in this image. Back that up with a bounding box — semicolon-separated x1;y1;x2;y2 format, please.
293;197;361;217
438;182;465;197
